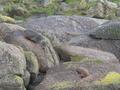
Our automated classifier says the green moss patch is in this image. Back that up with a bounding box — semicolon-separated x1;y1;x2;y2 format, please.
49;81;73;90
71;55;103;64
0;14;15;23
71;55;86;62
96;72;120;85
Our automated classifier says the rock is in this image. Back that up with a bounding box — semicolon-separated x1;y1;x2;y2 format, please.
97;72;120;85
68;21;120;60
0;23;25;41
22;70;30;87
24;51;39;85
24;51;39;76
39;0;54;6
35;58;120;90
55;44;119;63
59;2;70;11
0;14;15;23
87;0;118;19
4;30;59;72
116;8;120;17
89;21;120;39
0;41;26;78
79;0;89;10
0;41;27;90
24;16;107;44
87;1;104;18
34;44;120;90
9;5;29;17
0;74;25;90
0;5;4;12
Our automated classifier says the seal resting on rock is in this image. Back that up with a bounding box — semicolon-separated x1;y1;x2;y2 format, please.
4;30;59;72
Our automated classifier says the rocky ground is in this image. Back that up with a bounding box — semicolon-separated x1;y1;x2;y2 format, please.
0;0;120;90
0;0;120;23
0;15;119;90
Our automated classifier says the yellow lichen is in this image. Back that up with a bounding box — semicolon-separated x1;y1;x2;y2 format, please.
49;81;73;90
0;14;15;23
15;75;23;85
97;72;120;85
71;55;85;62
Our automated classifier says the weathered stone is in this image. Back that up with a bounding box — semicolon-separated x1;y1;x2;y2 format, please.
35;61;120;90
87;0;118;19
55;44;119;63
0;23;25;41
34;43;120;90
40;0;54;6
22;70;30;87
0;14;15;23
9;5;29;17
24;51;39;75
24;16;107;44
89;21;120;40
0;74;25;90
64;20;120;61
4;30;59;72
0;41;26;78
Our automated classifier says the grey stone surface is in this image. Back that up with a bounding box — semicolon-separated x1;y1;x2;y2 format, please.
24;16;107;44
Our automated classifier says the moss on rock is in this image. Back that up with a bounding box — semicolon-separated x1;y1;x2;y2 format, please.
0;14;15;23
24;51;39;74
96;72;120;85
49;81;73;90
71;55;85;62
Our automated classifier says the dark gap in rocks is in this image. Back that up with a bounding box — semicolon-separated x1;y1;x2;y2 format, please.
27;72;46;90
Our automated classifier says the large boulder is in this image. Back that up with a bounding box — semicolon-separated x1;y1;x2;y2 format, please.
0;14;15;23
8;5;29;17
87;0;118;19
24;51;39;76
55;44;119;63
0;74;26;90
89;21;120;39
23;16;107;45
0;23;59;72
0;23;25;41
69;21;120;60
0;41;28;90
35;45;120;90
4;30;59;72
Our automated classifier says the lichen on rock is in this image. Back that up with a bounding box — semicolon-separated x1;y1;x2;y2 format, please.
96;72;120;85
0;14;15;23
49;81;73;90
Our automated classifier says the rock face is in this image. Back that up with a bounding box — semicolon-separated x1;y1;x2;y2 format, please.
35;45;120;90
4;30;59;72
0;23;25;41
55;44;119;63
9;5;29;17
24;16;107;44
87;0;118;19
24;51;39;76
89;21;120;39
69;21;120;60
0;14;15;23
0;41;28;90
